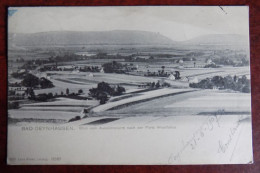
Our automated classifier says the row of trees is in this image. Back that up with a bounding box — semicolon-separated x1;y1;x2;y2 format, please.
190;75;250;93
8;101;20;109
145;81;171;88
26;88;84;102
79;66;100;72
21;74;54;88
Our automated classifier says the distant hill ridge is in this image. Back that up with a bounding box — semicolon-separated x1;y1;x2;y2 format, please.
8;31;248;47
9;30;176;46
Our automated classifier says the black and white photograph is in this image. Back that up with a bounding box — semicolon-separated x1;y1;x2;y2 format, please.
7;6;252;165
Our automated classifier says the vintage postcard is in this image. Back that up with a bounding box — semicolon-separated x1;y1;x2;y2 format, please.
7;6;252;165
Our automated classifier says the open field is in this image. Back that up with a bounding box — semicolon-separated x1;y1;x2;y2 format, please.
8;98;99;124
91;88;195;113
90;90;251;118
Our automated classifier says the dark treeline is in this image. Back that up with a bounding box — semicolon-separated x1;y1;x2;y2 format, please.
10;73;54;89
190;75;250;93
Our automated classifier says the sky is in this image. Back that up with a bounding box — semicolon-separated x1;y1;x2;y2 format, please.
8;6;249;41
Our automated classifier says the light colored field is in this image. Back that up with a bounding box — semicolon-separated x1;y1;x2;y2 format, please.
92;88;195;113
22;97;98;106
180;66;250;79
8;110;80;120
165;92;251;108
97;90;251;117
10;98;99;121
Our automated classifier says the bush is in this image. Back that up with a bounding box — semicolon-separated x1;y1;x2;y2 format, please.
68;116;81;122
39;77;54;89
114;86;126;96
33;93;54;102
204;64;219;68
11;71;27;79
102;61;124;73
26;88;35;99
99;94;108;104
20;74;54;89
21;74;39;87
8;101;19;109
78;89;83;94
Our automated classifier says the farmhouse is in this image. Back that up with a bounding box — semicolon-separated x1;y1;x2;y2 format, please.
9;86;28;91
206;58;213;64
168;74;176;80
189;77;199;83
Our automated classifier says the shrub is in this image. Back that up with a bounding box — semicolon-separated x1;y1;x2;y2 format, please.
102;61;124;73
33;93;54;102
21;74;39;87
39;77;54;88
68;116;81;122
78;89;83;94
8;101;19;109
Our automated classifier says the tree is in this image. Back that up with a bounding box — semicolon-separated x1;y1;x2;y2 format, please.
21;74;39;87
99;93;108;104
151;82;155;88
223;75;236;90
66;88;70;95
89;82;125;102
161;66;165;74
102;61;124;73
47;93;53;98
189;75;251;93
36;94;50;102
174;71;180;79
8;101;19;109
211;76;224;87
241;58;249;66
78;89;83;94
26;88;35;99
39;77;54;89
97;82;114;95
116;85;126;95
156;81;160;88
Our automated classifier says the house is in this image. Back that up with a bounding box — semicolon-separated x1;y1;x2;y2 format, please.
9;86;28;91
206;58;213;64
168;74;176;80
180;77;189;82
88;73;94;77
189;77;199;83
71;70;80;74
9;86;29;96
